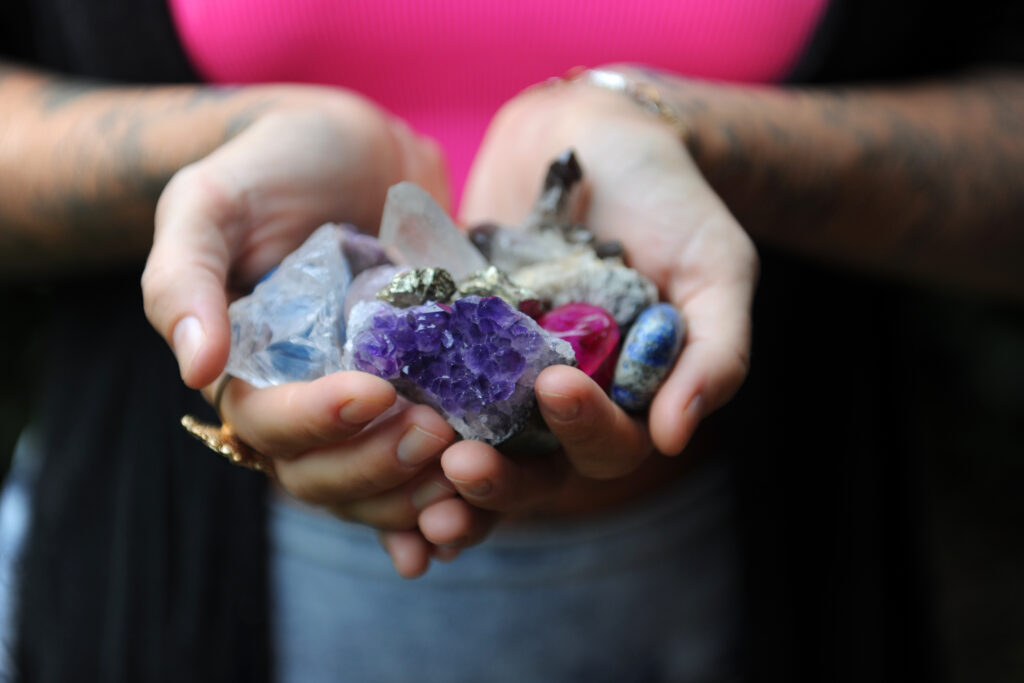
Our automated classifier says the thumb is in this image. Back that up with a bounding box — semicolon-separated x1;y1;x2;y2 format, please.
142;164;235;388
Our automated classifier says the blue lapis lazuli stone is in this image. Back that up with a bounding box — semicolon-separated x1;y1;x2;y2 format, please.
610;303;685;412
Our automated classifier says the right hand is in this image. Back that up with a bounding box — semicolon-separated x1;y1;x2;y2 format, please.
143;86;448;389
141;86;454;577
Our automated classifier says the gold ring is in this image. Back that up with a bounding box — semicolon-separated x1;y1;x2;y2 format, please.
181;415;275;476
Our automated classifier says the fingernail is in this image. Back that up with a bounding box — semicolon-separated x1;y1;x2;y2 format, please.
447;477;492;498
411;479;455;511
397;426;449;467
172;316;204;379
339;399;389;425
537;390;580;421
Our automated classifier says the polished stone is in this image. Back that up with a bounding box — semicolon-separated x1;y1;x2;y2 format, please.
611;303;686;412
538;303;620;390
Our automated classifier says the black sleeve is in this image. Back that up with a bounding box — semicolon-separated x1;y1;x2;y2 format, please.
790;0;1024;83
1;0;198;82
0;1;35;61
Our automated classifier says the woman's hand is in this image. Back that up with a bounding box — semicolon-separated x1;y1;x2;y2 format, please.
141;86;455;578
143;87;448;389
216;371;460;578
385;75;758;568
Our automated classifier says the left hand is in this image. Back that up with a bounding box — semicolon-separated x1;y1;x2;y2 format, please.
380;73;759;567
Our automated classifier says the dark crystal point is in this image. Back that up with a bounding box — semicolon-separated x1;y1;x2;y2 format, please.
595;240;625;260
467;222;500;260
543;149;583;193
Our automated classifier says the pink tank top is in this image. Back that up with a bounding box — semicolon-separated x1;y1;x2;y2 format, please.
169;0;827;199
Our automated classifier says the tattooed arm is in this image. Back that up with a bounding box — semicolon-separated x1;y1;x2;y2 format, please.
0;62;260;275
628;66;1024;300
420;68;1024;560
0;61;446;279
0;60;465;578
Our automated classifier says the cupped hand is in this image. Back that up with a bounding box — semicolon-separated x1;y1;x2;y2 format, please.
143;85;449;390
213;371;459;578
393;73;758;565
141;85;454;578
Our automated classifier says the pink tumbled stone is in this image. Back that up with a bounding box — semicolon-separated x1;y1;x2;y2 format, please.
538;303;620;389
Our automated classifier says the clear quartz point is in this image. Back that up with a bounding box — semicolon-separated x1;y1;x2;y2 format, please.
378;182;488;280
225;224;352;387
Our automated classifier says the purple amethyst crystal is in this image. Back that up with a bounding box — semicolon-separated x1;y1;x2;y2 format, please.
341;228;392;275
345;296;575;444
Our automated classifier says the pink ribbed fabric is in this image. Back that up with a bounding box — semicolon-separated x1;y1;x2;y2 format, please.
169;0;826;200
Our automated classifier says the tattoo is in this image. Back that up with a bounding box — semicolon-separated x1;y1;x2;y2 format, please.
640;68;1024;294
184;85;238;110
0;74;281;274
38;77;105;111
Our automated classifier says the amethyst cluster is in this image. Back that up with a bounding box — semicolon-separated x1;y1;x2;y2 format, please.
346;296;574;444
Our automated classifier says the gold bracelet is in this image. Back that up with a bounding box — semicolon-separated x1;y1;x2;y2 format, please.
564;67;691;144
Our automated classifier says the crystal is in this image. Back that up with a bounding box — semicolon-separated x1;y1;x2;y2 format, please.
538;303;620;390
226;224;351;387
457;265;538;309
377;267;457;307
466;151;597;272
594;240;625;260
378;182;487;280
513;252;658;327
520;149;586;233
344;265;406;321
345;296;575;444
611;303;686;412
468;223;584;273
339;224;392;275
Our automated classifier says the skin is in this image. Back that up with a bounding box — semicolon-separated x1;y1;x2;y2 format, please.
4;60;1023;577
406;67;1024;574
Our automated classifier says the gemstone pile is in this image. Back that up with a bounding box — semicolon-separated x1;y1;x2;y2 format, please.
225;150;686;445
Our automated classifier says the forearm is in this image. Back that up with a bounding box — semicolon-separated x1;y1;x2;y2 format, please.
630;67;1024;299
0;62;279;277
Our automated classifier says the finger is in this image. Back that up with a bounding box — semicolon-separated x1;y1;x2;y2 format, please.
328;466;456;531
274;404;456;506
535;365;652;479
418;497;498;548
142;164;242;388
221;371;397;456
388;117;452;215
379;530;432;579
431;545;462;563
651;277;754;456
439;439;568;512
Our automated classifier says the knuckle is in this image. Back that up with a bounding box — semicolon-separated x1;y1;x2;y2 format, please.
336;466;382;500
327;502;418;532
275;464;334;506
